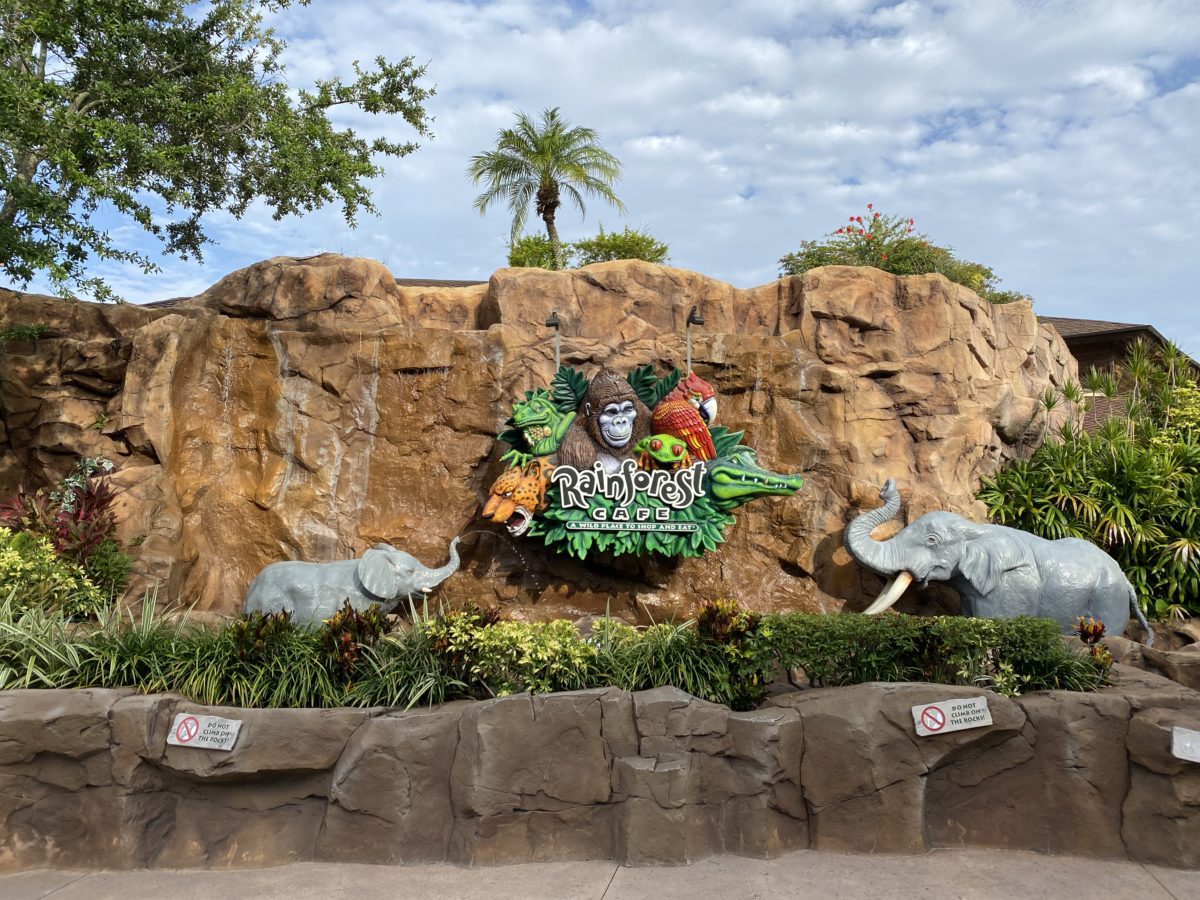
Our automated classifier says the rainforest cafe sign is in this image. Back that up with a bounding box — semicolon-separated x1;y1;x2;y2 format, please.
552;460;707;533
480;364;803;559
553;460;706;510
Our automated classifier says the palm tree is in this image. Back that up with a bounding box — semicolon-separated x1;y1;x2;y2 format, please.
468;107;624;269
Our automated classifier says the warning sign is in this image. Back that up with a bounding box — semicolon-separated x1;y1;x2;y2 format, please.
166;713;242;751
1172;726;1200;764
912;696;992;738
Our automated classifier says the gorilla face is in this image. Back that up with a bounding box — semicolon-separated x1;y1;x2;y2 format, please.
598;400;636;448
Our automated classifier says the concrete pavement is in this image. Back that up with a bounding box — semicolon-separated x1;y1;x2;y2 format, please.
3;849;1199;900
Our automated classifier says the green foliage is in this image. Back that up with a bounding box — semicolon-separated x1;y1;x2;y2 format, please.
1156;385;1200;447
696;599;771;709
573;225;669;266
626;364;680;408
507;234;559;269
83;539;132;598
0;527;103;617
228;609;296;660
779;205;1030;305
0;458;130;606
1;0;432;299
427;607;596;697
766;613;1107;696
0;590;83;687
980;345;1200;620
349;625;467;709
0;323;49;344
319;600;393;679
74;592;183;692
507;225;670;270
469;107;624;270
0;590;1106;708
551;365;589;413
592;618;741;704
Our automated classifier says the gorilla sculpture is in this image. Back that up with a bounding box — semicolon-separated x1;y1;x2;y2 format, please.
556;368;651;474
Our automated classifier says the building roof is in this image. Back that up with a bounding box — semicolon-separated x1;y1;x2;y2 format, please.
1041;316;1200;375
1039;316;1160;340
394;278;487;288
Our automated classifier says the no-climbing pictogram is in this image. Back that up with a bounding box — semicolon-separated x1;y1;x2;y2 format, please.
919;706;946;733
175;715;200;744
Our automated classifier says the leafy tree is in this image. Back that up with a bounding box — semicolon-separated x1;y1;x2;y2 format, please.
0;0;433;299
507;233;560;269
573;225;668;266
779;205;1031;305
468;107;623;270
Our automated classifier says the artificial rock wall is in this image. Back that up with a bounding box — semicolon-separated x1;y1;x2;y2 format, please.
0;256;1076;619
1;668;1198;871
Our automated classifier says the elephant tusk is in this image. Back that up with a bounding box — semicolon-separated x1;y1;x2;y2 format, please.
863;571;914;615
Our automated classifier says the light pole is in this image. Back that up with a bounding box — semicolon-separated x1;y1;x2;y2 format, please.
685;305;704;373
545;310;561;371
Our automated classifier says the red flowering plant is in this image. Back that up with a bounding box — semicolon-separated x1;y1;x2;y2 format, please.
779;205;1031;305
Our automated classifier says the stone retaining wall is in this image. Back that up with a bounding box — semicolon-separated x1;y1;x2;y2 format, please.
2;665;1198;871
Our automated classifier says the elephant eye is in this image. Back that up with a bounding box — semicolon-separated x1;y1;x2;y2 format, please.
926;535;939;546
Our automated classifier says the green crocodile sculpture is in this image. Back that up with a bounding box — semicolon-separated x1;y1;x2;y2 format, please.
501;389;576;466
704;447;804;511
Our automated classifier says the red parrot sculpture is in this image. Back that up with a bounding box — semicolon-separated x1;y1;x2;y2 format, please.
651;371;718;462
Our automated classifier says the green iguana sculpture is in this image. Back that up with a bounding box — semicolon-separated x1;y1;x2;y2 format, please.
500;389;576;466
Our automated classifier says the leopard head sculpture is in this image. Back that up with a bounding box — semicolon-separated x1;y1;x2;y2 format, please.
481;458;554;537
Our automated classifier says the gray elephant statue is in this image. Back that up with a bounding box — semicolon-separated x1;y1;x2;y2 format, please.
844;480;1152;644
243;537;461;624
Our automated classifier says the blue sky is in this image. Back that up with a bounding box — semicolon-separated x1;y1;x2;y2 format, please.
28;0;1200;358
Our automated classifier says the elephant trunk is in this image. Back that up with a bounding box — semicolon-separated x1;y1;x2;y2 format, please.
844;479;913;615
416;537;461;592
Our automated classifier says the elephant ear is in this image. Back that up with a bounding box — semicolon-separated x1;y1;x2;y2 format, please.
959;532;1031;597
357;548;397;599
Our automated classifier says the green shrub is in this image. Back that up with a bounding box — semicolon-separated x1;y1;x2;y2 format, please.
980;344;1200;620
779;205;1030;305
765;613;1106;696
0;323;49;345
0;591;84;688
0;527;104;618
593;618;740;704
74;593;181;692
0;458;130;606
84;539;132;598
349;626;467;709
0;591;1107;707
426;606;596;697
507;233;560;269
319;600;393;679
165;616;339;708
508;225;670;269
572;225;668;266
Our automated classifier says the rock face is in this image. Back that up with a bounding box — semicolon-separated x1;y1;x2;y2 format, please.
0;256;1075;619
1;672;1198;870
